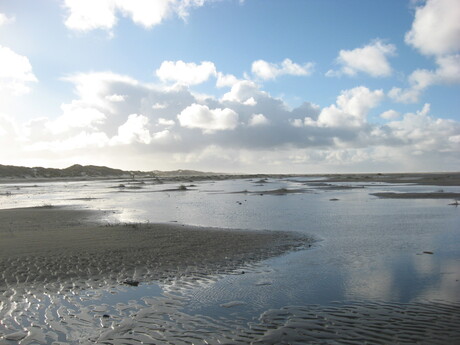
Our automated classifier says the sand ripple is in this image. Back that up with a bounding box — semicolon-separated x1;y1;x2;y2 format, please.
2;278;459;345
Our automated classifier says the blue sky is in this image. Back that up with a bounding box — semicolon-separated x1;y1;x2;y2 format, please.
0;0;459;173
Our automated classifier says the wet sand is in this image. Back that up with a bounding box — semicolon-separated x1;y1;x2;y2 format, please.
372;192;460;199
316;172;460;186
0;206;311;295
1;171;459;186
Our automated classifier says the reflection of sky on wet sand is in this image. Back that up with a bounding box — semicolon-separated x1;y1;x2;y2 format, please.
343;254;460;303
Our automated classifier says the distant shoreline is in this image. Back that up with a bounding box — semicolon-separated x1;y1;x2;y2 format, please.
1;171;459;186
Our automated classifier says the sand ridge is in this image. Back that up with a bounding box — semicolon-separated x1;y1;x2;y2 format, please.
0;206;312;295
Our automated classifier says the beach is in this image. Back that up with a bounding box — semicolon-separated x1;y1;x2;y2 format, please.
0;174;459;344
0;206;310;294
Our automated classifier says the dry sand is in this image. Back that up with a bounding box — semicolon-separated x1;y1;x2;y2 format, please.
0;206;311;295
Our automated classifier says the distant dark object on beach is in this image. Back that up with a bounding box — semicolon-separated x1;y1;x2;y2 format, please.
123;280;139;287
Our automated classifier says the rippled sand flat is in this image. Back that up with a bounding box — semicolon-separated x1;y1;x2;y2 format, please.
0;206;311;344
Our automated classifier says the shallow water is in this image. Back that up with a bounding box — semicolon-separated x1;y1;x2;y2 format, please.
0;177;459;344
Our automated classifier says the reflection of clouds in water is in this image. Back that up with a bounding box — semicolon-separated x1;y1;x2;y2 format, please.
412;252;437;276
344;263;396;301
344;253;460;303
419;260;460;302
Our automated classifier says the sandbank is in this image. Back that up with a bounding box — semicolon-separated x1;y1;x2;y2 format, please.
0;206;311;295
371;192;460;199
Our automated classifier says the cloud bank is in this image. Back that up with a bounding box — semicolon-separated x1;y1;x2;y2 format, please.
2;64;457;172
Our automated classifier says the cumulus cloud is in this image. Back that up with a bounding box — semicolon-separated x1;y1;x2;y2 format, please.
389;54;460;103
386;103;459;153
46;101;107;134
63;0;209;31
251;58;314;80
391;0;460;103
303;87;384;127
111;114;152;145
0;45;37;95
405;0;460;56
221;80;265;103
249;113;269;126
156;60;217;86
6;68;458;173
177;104;239;133
327;40;396;77
216;72;239;88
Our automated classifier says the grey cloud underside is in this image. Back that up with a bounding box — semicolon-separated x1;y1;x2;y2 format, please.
21;73;456;173
82;80;413;152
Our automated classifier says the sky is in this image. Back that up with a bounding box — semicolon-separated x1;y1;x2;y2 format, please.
0;0;459;173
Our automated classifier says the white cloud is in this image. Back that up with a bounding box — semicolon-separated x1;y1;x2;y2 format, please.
313;87;384;127
64;0;116;31
380;110;400;120
158;118;175;126
152;129;177;143
177;103;239;133
386;103;460;153
156;60;217;86
327;40;396;77
105;93;126;102
388;87;421;104
105;94;126;102
222;80;264;103
0;13;15;26
389;54;460;103
251;58;314;80
405;0;460;56
243;97;257;106
435;54;460;83
63;0;210;31
63;72;138;109
391;0;460;103
111;114;152;145
0;45;37;95
249;113;269;126
47;101;107;134
7;67;458;173
216;72;239;88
